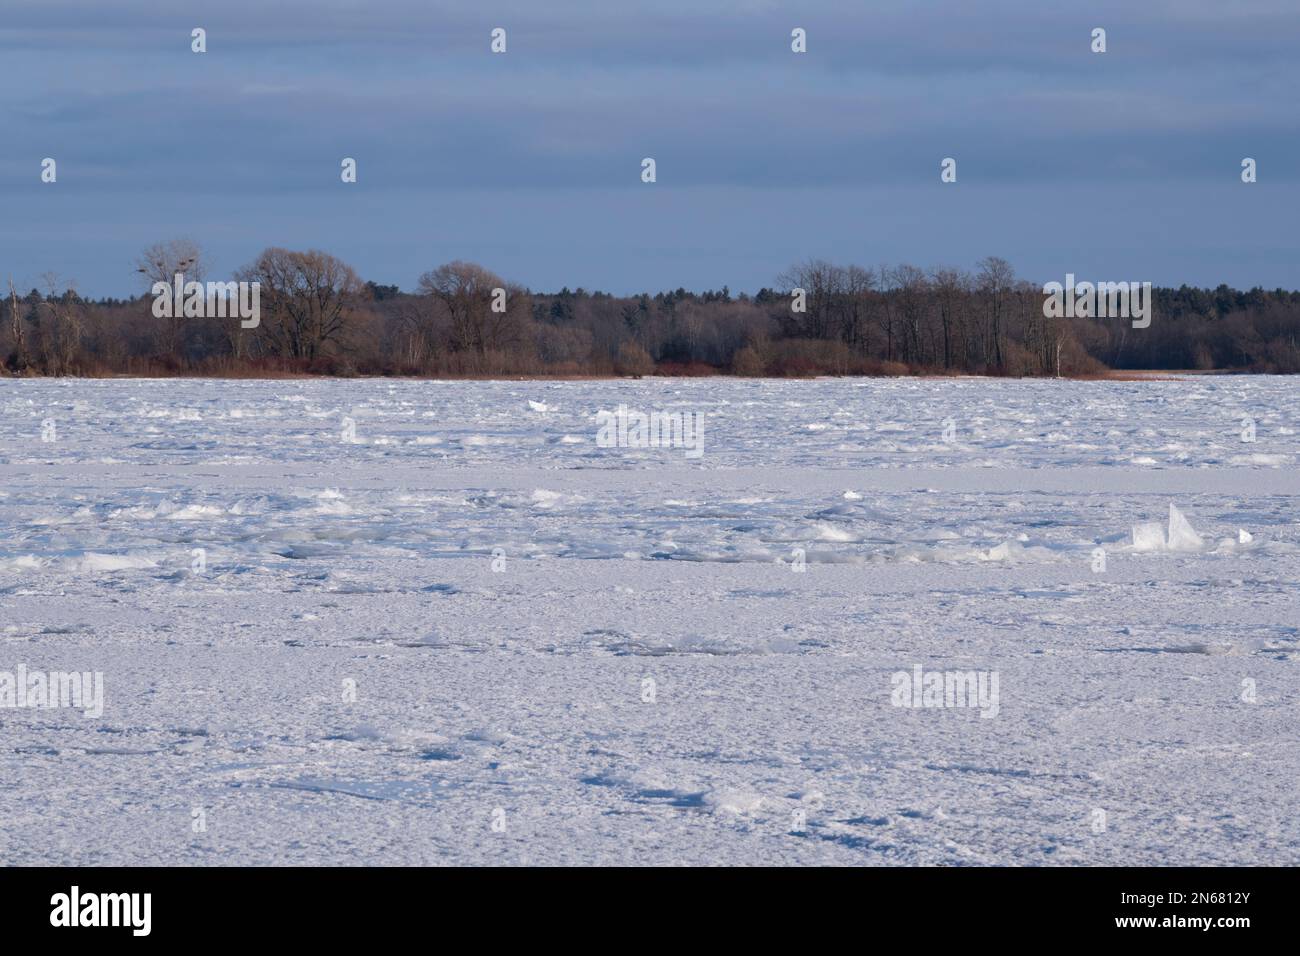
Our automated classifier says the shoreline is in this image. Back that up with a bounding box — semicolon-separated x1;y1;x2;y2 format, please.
0;369;1264;384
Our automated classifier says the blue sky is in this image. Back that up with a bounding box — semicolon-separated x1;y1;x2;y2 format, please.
2;0;1296;297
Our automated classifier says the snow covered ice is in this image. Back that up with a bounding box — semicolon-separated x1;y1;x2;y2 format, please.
1131;503;1206;552
0;376;1297;865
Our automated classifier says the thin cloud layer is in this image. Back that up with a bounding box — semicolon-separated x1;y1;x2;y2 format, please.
1;0;1295;294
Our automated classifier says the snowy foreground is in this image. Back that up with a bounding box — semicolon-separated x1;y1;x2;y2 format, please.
1;376;1297;866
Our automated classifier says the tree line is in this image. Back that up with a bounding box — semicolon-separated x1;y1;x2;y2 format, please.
5;243;1299;377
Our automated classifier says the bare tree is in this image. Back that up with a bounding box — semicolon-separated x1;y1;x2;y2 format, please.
136;239;204;360
930;267;969;370
838;265;876;351
416;261;530;365
237;248;364;361
32;273;84;375
135;238;204;288
875;265;897;362
392;296;444;371
891;264;929;365
776;259;841;340
976;256;1015;370
6;277;29;372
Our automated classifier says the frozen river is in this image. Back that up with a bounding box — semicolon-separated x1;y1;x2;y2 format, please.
1;376;1296;864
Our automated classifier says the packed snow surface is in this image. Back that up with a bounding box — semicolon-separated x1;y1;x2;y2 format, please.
0;376;1297;865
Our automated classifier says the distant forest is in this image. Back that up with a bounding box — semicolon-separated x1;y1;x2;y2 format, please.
6;242;1300;378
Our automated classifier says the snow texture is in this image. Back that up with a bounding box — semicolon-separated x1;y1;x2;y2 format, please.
0;376;1296;865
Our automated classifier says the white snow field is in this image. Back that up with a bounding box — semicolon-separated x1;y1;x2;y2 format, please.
0;376;1297;866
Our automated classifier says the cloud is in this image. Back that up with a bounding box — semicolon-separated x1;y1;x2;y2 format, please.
3;1;1296;294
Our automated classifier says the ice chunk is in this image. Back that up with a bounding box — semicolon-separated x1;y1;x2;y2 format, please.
708;789;765;815
72;552;158;572
1238;529;1253;544
1132;504;1205;552
813;522;855;542
1167;503;1204;551
1131;522;1166;552
981;541;1023;561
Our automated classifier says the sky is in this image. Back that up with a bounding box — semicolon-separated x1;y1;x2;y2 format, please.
1;0;1297;298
